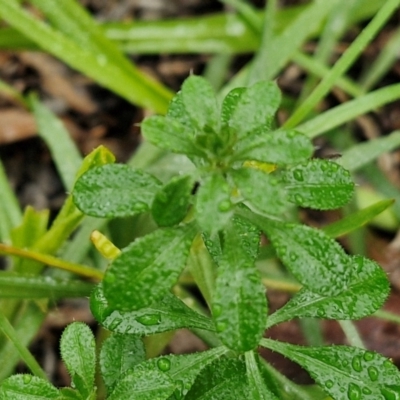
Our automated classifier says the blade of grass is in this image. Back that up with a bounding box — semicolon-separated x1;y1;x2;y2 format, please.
297;83;400;138
360;26;400;91
0;310;47;379
29;95;82;191
0;0;172;112
337;130;400;171
284;0;400;128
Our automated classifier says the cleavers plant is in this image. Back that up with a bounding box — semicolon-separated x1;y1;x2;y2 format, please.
1;75;400;399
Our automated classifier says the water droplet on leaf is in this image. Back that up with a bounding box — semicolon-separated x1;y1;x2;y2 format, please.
218;200;231;212
347;383;362;400
351;355;363;372
363;351;374;361
213;304;222;317
108;317;123;330
293;169;304;181
325;380;333;389
157;357;171;372
23;375;32;384
104;272;116;284
216;321;227;332
367;366;379;381
136;313;161;326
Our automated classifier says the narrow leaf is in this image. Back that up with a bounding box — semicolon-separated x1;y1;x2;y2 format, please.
0;272;93;299
220;87;246;128
0;375;59;399
263;220;352;296
228;81;281;140
60;322;96;397
235;129;314;165
266;256;389;328
151;175;193;227
103;223;197;310
323;199;395;238
73;164;162;218
245;351;279;400
100;333;146;393
90;285;215;335
283;159;354;210
230;167;288;216
141;115;203;157
213;222;267;351
107;368;175;400
181;75;219;131
186;357;250;399
195;172;233;234
261;339;400;400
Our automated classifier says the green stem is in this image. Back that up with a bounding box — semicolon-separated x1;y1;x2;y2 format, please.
338;320;365;349
374;309;400;325
0;311;47;380
284;0;400;128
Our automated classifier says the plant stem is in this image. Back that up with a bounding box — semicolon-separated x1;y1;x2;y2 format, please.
0;243;103;281
338;320;365;349
0;311;47;380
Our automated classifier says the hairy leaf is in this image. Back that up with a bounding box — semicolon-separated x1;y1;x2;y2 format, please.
195;172;233;234
103;223;197;310
235;129;313;165
151;175;193;227
91;285;214;334
60;322;96;398
230;167;288;216
213;222;267;351
263;220;352;296
283;159;354;210
261;339;400;400
108;368;175;400
100;333;146;393
186;357;250;399
266;256;389;328
73;164;161;218
228;81;281;140
141;115;202;157
181;75;218;131
0;375;59;399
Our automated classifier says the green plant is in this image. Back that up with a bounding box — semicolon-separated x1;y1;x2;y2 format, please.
2;75;399;399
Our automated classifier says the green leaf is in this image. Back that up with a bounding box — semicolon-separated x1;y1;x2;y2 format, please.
60;322;96;397
261;339;400;400
107;367;176;400
245;351;279;400
103;223;197;310
227;81;281;140
181;75;219;131
151;175;193;227
58;387;82;400
230;167;288;216
234;129;314;165
323;199;395;238
90;285;215;334
141;115;203;158
100;333;146;393
220;87;246;129
266;256;389;328
185;357;250;399
130;347;227;398
0;272;93;299
73;164;162;218
283;159;354;210
166;91;194;129
195;172;233;234
263;220;352;296
29;95;82;191
0;375;59;399
212;221;267;352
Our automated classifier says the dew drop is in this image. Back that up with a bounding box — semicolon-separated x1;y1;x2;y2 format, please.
23;375;32;384
381;388;400;400
363;351;375;362
108;317;123;330
347;383;362;400
325;380;333;389
362;387;372;395
351;355;363;372
289;253;297;262
157;357;171;372
215;321;227;332
218;200;231;212
213;304;222;317
317;308;325;317
103;272;116;284
136;313;161;326
293;169;304;181
294;193;304;203
367;366;379;381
